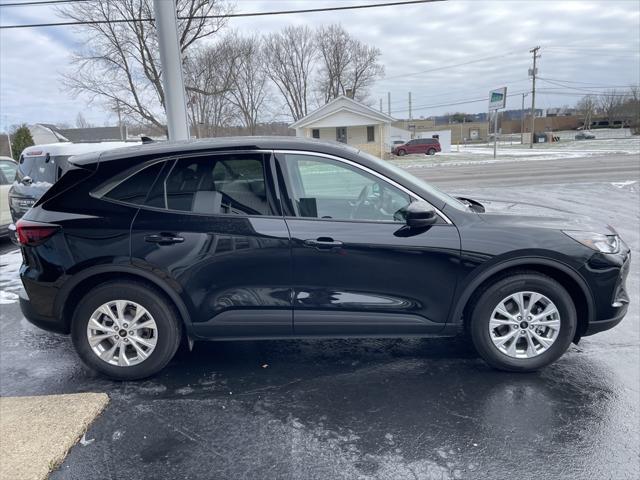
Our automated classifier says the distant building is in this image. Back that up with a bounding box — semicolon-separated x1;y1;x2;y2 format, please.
28;124;127;144
290;95;403;158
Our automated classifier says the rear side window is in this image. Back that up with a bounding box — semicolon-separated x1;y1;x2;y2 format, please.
104;162;164;205
157;154;273;216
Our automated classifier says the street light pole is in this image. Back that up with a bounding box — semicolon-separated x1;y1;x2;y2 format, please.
153;0;190;141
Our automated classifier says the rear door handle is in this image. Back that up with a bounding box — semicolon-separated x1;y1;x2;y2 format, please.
144;233;185;245
303;237;343;250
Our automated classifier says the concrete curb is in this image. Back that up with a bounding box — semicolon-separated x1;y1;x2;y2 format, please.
0;392;109;480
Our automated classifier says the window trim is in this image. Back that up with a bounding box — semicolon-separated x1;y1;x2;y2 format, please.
273;150;452;225
93;149;281;218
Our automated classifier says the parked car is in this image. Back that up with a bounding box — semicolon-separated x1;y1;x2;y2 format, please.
9;142;136;222
16;137;630;380
0;156;18;236
575;132;596;140
393;138;441;156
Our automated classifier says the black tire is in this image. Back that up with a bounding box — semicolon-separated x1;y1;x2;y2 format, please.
397;149;406;156
71;281;182;380
427;148;436;155
469;272;576;372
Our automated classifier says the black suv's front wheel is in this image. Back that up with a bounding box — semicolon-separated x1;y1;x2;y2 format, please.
469;273;577;372
71;281;182;380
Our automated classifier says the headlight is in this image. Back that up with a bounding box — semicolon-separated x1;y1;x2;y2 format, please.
563;231;620;254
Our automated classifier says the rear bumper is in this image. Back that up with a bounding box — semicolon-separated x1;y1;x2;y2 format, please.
19;288;69;335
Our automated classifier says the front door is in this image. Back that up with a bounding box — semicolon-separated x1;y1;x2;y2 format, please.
275;152;461;336
336;127;347;144
130;151;293;338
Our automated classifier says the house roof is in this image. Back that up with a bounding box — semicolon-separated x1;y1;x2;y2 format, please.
289;96;396;129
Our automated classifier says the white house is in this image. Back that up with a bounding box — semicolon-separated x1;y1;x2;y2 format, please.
290;96;403;158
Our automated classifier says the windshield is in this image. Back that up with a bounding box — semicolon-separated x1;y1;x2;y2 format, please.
356;149;468;210
18;155;69;185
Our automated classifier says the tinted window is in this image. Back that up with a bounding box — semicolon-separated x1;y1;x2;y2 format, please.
281;154;412;222
105;162;164;205
160;154;272;216
312;129;320;139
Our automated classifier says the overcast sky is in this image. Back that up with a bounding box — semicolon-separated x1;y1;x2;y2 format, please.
1;0;639;130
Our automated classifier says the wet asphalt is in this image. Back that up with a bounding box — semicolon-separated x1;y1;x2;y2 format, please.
0;155;638;480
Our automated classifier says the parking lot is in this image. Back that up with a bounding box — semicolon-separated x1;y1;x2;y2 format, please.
0;151;639;479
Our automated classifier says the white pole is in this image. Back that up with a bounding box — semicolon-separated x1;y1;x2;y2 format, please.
153;0;190;141
493;111;498;158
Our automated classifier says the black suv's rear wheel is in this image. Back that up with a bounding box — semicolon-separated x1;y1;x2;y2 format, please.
469;273;576;372
71;281;181;380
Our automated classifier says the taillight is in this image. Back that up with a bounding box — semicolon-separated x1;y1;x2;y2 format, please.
15;219;59;246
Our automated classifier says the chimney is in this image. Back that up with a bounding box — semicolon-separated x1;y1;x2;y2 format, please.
345;88;354;99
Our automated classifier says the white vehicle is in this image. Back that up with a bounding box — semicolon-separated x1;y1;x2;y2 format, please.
0;155;18;236
9;142;139;222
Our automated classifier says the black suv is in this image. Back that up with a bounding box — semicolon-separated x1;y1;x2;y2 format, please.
16;137;630;379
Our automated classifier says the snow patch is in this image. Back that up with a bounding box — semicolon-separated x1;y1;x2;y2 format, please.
0;249;23;304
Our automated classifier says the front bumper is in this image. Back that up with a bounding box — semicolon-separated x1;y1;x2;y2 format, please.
581;248;631;336
19;288;69;335
584;305;629;335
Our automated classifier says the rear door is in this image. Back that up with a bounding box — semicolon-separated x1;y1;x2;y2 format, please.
129;151;293;338
275;151;460;336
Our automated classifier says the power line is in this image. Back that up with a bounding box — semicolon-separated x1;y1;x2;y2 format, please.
390;90;529;114
383;50;525;80
0;0;445;28
538;77;638;87
0;0;88;6
539;78;635;93
383;78;530;106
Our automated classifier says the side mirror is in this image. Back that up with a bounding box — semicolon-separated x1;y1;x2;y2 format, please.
404;201;438;228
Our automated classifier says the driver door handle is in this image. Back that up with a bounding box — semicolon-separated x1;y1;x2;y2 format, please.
145;233;185;245
303;237;343;250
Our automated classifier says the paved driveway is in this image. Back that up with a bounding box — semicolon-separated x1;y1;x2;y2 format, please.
0;154;638;479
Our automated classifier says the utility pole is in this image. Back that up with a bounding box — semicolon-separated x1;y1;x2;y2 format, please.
387;92;391;116
380;98;383;112
408;92;412;120
520;92;528;145
153;0;190;141
529;46;540;149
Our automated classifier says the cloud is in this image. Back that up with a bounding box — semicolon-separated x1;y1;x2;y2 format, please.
1;0;638;128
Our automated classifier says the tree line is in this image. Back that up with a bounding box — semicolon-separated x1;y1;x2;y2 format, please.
58;0;384;136
576;87;639;130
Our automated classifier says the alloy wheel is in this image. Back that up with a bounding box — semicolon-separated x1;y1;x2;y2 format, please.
86;300;158;367
488;291;561;359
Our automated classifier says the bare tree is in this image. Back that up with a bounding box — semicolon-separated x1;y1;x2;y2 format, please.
598;89;624;123
576;94;597;129
347;41;384;103
75;112;92;128
316;24;384;103
317;25;352;103
227;35;270;135
184;38;242;137
58;0;232;129
263;26;317;121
